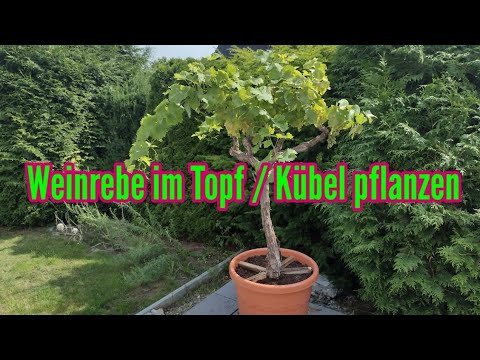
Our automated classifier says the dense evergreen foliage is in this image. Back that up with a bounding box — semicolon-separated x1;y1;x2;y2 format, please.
323;45;480;314
0;45;149;226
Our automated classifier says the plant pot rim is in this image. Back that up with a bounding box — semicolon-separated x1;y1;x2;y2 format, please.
229;247;319;294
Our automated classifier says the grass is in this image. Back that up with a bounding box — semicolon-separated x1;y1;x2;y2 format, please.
0;227;231;314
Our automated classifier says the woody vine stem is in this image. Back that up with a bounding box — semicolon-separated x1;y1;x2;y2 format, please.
229;126;329;279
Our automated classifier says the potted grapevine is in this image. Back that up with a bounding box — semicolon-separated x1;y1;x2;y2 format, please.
126;50;374;314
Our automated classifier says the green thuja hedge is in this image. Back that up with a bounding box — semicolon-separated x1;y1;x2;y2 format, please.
322;45;480;314
94;71;150;170
0;45;149;226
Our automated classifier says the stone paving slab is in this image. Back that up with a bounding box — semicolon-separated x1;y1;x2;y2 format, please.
184;280;344;315
308;303;343;315
184;293;238;315
214;280;237;300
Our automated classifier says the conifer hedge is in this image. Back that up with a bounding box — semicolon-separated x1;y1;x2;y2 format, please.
323;45;480;314
0;45;149;226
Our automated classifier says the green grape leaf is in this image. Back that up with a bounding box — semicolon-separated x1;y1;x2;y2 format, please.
365;110;377;123
238;87;251;101
355;113;367;125
256;51;270;63
126;163;135;173
173;72;187;81
328;109;343;128
252;133;262;145
273;114;289;132
275;132;294;139
251;86;273;103
258;126;270;138
348;109;356;120
206;53;221;61
135;126;150;142
284;91;297;109
349;124;363;139
129;141;149;160
303;58;317;69
351;104;361;115
226;63;237;76
305;108;317;124
298;89;310;104
184;104;191;118
250;77;264;86
224;119;242;137
277;148;298;162
337;99;349;110
186;96;200;112
151;120;168;140
168;84;189;104
263;139;273;148
231;93;244;108
259;109;270;119
139;156;151;167
343;119;354;129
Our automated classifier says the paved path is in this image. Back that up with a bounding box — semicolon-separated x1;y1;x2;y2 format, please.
184;280;344;315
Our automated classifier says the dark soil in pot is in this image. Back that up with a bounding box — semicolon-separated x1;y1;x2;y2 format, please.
235;255;311;285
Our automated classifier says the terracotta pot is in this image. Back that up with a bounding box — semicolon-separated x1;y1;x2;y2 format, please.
229;248;319;315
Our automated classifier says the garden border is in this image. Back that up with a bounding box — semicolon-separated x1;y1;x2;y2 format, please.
136;249;243;315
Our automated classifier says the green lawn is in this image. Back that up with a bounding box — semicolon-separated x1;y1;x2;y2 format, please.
0;228;230;314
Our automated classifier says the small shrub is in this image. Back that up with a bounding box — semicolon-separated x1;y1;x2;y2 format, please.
64;203;166;250
118;243;167;267
124;254;178;287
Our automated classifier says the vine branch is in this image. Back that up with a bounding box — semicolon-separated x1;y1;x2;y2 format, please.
291;126;329;154
229;137;259;167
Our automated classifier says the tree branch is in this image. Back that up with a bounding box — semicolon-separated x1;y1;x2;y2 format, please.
229;137;259;167
267;138;285;164
291;126;329;154
275;138;285;154
242;136;254;157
